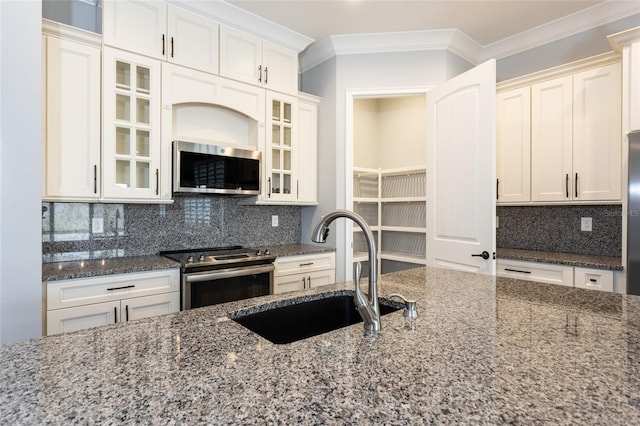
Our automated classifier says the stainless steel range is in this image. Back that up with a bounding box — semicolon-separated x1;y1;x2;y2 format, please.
160;246;276;310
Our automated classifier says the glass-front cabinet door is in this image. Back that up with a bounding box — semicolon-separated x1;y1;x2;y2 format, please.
266;92;297;202
103;47;161;200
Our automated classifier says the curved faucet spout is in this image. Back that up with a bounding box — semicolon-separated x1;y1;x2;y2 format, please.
312;209;380;334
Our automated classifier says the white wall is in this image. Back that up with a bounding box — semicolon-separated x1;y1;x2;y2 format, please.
354;96;427;170
377;96;426;169
497;13;640;81
0;1;43;343
353;99;379;169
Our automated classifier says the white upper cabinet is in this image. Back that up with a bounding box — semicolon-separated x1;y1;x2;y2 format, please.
296;94;320;204
501;56;622;205
531;75;574;202
42;23;101;201
496;87;531;203
264;92;298;202
102;47;163;200
103;0;219;74
572;63;622;201
220;26;298;95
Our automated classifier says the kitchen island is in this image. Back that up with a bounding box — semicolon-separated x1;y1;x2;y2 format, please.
2;267;639;424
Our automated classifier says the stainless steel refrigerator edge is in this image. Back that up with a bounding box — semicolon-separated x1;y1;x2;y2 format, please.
627;130;640;295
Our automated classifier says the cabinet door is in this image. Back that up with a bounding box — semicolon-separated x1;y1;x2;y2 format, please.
43;36;101;200
103;0;166;60
219;26;262;86
167;5;219;74
296;97;318;204
496;87;530;203
262;41;298;95
572;63;622;201
121;292;180;322
307;269;336;289
103;47;162;200
47;301;119;335
265;93;297;202
273;273;306;294
531;76;573;201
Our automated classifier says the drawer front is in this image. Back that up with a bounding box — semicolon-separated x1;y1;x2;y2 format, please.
273;273;306;294
47;269;180;310
497;260;573;286
574;267;613;292
275;252;335;275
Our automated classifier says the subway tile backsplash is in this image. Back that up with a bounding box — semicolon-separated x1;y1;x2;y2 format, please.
42;196;301;262
496;205;622;257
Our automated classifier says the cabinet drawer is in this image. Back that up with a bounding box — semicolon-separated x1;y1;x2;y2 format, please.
574;267;613;292
275;252;335;275
47;269;180;310
46;301;119;335
497;260;573;286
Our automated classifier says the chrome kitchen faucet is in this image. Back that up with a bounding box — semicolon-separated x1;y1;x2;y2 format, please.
311;209;381;334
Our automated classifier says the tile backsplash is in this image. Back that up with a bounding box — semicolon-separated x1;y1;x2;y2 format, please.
496;205;622;257
43;196;302;262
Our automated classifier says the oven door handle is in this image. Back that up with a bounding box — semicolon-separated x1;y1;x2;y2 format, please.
184;264;275;283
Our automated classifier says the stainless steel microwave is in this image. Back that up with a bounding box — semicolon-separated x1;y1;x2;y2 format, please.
173;141;261;195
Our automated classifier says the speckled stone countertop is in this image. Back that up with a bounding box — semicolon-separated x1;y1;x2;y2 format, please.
42;244;334;282
497;247;623;271
3;267;639;424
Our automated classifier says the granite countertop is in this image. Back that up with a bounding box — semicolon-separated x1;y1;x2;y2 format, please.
497;247;624;271
3;267;639;424
42;244;335;282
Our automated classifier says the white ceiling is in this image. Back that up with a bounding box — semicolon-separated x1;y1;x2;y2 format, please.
226;0;636;47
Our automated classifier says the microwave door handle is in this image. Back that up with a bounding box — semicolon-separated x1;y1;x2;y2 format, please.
184;264;275;283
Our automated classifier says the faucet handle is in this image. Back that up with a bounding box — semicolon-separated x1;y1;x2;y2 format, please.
388;293;418;318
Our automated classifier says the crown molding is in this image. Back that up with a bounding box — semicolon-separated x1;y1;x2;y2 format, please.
42;18;101;46
172;0;314;53
300;29;483;73
480;1;640;61
496;51;621;92
300;1;639;73
608;26;640;51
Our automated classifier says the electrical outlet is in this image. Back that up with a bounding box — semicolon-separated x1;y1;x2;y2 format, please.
581;217;592;232
272;215;279;227
92;217;104;234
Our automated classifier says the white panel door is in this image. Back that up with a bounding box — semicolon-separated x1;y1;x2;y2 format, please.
496;87;531;203
103;0;166;60
573;63;622;201
43;36;101;199
262;40;299;95
167;5;219;74
219;26;262;86
531;76;573;201
47;301;119;335
122;293;180;322
426;59;496;274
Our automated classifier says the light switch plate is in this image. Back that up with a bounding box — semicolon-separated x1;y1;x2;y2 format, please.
581;217;592;232
272;215;279;227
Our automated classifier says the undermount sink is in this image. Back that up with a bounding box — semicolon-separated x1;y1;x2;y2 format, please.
229;291;402;344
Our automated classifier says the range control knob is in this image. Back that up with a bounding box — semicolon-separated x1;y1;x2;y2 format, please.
187;256;194;263
198;255;206;262
264;249;270;255
256;250;263;256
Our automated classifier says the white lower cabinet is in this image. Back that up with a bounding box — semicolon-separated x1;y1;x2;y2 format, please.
497;259;573;286
574;267;614;292
497;259;615;292
45;269;180;335
274;252;336;294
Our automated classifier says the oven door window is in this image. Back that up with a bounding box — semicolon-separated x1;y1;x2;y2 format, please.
189;273;270;309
